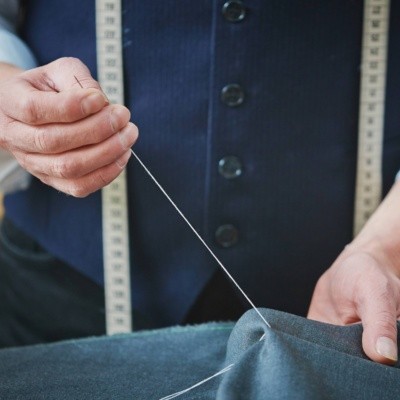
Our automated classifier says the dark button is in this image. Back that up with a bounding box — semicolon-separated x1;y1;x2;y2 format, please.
222;0;246;22
218;156;243;179
221;84;245;107
215;224;239;248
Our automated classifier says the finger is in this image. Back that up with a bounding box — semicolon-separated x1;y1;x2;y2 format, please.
358;274;398;365
1;57;108;125
36;149;132;198
8;104;131;154
25;57;102;92
16;89;109;125
3;85;109;125
307;273;342;323
17;122;138;179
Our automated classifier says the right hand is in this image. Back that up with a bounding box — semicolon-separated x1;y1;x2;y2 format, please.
0;57;138;197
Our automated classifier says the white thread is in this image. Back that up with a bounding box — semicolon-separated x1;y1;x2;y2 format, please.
158;331;267;399
131;149;271;398
159;363;235;400
131;150;271;329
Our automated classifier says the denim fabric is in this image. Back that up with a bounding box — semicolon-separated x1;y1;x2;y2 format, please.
0;308;399;399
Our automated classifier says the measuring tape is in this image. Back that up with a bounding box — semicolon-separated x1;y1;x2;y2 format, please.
94;0;390;332
96;0;132;334
353;0;390;236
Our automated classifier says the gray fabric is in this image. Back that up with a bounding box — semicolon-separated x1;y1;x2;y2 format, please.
0;323;232;399
221;309;400;399
0;308;399;399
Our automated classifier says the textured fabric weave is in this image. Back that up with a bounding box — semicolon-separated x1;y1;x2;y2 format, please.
0;308;399;399
4;0;400;327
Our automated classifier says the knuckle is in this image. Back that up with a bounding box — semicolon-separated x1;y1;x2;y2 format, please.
92;167;118;191
20;95;39;124
66;57;90;79
64;56;80;64
98;170;111;187
55;160;121;198
373;316;397;338
55;57;97;90
33;128;50;152
52;157;80;179
57;56;82;69
34;125;65;154
376;311;397;330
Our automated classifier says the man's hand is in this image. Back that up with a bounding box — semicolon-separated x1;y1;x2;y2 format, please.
0;57;138;197
308;181;400;365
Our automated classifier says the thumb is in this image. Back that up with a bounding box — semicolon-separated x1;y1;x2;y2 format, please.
2;57;108;125
359;281;398;365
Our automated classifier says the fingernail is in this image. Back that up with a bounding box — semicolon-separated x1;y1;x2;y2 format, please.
376;337;398;361
81;92;107;115
118;123;137;149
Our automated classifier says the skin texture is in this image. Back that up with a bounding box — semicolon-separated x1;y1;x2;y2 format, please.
1;58;399;365
0;58;138;197
309;180;400;365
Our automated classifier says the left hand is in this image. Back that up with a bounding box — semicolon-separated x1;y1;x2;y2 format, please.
308;181;400;365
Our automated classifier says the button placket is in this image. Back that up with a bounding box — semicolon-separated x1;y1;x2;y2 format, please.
212;1;249;250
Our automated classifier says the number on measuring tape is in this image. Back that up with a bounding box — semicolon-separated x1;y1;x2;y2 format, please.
353;0;390;236
95;0;391;333
96;0;132;334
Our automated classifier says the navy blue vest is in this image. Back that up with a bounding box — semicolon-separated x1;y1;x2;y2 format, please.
5;0;400;327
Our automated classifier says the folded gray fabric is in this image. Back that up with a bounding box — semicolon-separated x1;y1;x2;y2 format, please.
220;309;400;399
0;308;399;399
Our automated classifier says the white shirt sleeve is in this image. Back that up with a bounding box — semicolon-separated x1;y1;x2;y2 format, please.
0;1;37;194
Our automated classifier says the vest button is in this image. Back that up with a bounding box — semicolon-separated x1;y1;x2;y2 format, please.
221;84;245;107
218;156;243;179
215;224;239;248
222;0;246;22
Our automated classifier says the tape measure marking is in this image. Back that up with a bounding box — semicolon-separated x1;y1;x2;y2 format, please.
94;0;391;333
353;0;390;236
96;0;132;334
